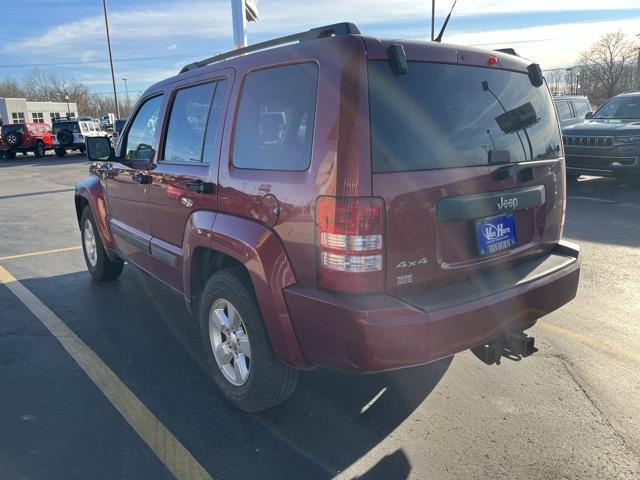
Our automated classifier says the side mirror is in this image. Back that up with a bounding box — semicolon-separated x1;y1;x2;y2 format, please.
86;136;113;162
585;112;593;119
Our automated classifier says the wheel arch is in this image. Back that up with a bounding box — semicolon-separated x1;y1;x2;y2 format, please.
74;176;115;250
184;211;310;369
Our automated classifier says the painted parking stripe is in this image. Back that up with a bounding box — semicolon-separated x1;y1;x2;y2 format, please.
0;265;213;480
538;320;640;365
0;246;82;262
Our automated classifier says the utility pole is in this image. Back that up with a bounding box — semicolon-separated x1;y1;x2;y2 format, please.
122;77;130;114
431;0;435;41
102;0;120;118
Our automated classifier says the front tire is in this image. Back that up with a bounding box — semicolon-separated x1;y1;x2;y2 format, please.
55;147;66;157
33;141;46;158
198;267;298;412
5;150;16;160
80;206;124;281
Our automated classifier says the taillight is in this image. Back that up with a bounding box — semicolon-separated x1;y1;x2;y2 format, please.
316;196;385;293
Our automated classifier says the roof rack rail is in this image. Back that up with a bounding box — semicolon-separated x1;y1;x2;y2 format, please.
179;22;361;74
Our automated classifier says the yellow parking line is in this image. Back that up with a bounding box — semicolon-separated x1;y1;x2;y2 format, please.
0;246;82;262
538;320;640;365
0;265;213;480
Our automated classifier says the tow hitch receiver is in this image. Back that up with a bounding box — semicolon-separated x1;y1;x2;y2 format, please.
472;330;537;365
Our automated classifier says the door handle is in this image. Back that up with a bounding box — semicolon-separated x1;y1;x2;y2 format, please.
186;180;214;194
95;163;112;174
132;173;152;184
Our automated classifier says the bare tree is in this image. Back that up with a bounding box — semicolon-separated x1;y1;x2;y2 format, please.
577;30;637;104
22;68;92;115
0;78;25;98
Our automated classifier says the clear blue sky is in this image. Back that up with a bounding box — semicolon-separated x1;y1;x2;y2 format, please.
1;0;639;97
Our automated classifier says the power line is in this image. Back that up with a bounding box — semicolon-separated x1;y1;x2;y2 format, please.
0;51;214;69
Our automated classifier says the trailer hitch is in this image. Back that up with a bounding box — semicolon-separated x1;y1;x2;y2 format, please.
472;330;537;365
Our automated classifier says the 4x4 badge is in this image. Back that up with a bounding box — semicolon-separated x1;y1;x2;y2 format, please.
396;257;428;268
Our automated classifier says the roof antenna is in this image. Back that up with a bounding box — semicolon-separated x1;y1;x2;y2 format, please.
434;0;458;42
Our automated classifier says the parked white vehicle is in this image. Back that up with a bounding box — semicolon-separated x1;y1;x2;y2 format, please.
99;113;115;130
52;120;109;157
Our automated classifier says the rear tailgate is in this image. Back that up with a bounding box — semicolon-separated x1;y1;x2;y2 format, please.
366;45;565;295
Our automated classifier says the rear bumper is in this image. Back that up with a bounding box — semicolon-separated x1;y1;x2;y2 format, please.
284;241;580;372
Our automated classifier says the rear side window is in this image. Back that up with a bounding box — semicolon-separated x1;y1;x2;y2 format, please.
556;100;572;120
162;82;216;164
369;61;562;172
232;63;318;171
54;122;80;134
571;100;590;118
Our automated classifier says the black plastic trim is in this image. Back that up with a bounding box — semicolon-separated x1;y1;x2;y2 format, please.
437;185;545;222
110;222;150;253
150;244;178;268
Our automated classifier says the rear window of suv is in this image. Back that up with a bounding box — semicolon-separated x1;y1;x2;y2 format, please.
1;125;26;134
53;122;80;134
369;61;561;172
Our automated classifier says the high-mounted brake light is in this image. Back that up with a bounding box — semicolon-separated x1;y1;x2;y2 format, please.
316;196;385;293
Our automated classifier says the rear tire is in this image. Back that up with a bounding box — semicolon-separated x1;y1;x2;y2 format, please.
55;147;66;157
80;206;124;281
197;267;298;412
33;141;46;158
5;150;16;160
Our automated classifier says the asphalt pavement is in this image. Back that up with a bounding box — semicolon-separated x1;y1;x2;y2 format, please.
0;152;638;480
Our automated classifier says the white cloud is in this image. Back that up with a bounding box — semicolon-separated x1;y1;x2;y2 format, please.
4;0;640;90
9;0;640;54
446;18;640;69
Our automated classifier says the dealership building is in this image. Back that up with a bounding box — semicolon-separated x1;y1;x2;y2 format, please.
0;97;78;126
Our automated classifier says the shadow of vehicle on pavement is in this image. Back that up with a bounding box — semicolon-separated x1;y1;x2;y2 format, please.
12;266;450;479
0;152;88;168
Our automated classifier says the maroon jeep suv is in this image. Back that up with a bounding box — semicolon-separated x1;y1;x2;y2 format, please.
76;23;580;412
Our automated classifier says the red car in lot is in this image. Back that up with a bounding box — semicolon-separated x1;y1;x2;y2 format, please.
0;122;54;159
76;23;580;412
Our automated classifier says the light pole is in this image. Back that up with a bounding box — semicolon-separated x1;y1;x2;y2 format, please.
122;77;130;116
431;0;435;41
565;68;573;95
102;0;120;118
230;0;258;50
64;94;70;116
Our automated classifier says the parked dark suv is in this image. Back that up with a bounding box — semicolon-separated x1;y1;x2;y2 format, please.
76;23;580;412
563;91;640;182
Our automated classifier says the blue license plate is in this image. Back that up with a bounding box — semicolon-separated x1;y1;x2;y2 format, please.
476;214;517;256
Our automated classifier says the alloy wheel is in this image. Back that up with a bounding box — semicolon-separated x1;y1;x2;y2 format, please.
83;218;98;267
208;298;252;386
